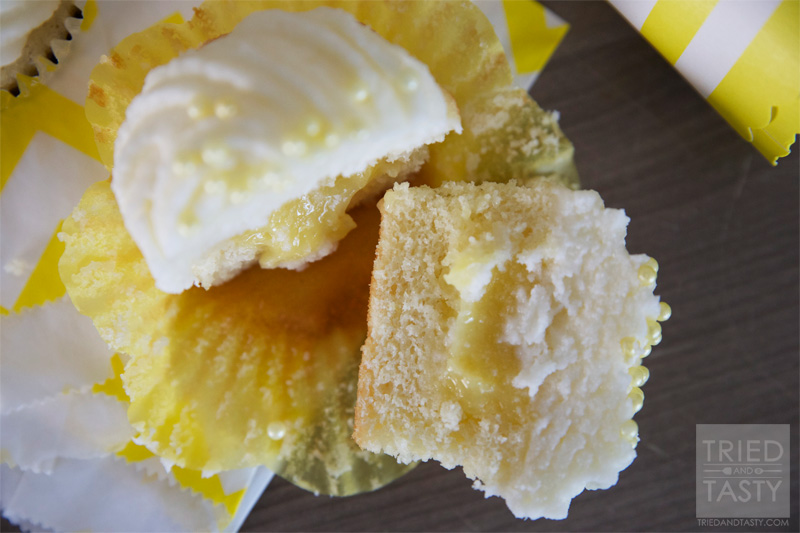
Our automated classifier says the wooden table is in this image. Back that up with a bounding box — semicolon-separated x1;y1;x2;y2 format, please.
241;2;799;531
2;2;796;532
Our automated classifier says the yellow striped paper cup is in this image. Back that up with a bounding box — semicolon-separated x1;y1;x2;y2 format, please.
610;0;799;165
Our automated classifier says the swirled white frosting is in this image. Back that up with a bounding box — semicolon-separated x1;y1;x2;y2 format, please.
113;7;461;293
0;0;61;67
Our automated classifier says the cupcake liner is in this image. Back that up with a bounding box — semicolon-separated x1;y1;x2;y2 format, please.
610;0;799;165
60;179;415;494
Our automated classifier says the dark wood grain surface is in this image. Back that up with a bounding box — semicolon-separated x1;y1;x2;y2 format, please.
240;2;800;532
2;2;797;532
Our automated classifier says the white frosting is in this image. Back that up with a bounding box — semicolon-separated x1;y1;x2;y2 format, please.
113;7;461;294
0;0;61;67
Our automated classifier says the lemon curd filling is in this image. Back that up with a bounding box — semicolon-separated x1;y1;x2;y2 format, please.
221;147;429;271
444;265;530;418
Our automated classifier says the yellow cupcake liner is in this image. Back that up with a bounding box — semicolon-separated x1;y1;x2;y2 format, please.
64;0;580;495
60;179;415;493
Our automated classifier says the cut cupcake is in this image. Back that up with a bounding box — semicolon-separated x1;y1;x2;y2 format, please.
0;0;82;94
354;180;668;519
64;0;580;495
112;8;461;293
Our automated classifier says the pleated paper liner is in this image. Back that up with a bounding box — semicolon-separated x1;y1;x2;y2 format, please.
68;0;579;495
60;180;415;494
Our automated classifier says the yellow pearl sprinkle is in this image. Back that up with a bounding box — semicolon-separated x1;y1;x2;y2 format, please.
648;320;662;344
202;145;235;169
281;140;307;157
305;120;322;137
177;208;198;236
641;344;652;358
214;100;238;119
620;420;639;446
651;332;662;346
267;421;286;440
629;365;650;387
187;99;212;120
621;337;638;360
638;264;657;285
645;257;659;273
629;387;644;413
353;87;369;102
324;133;339;148
171;159;197;177
203;180;226;195
658;302;672;322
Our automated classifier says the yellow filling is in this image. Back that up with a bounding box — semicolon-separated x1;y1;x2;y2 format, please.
230;154;423;269
444;260;528;424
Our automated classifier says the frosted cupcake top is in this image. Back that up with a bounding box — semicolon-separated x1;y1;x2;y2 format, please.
112;7;461;293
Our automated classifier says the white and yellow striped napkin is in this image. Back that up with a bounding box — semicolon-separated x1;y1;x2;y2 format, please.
610;0;799;165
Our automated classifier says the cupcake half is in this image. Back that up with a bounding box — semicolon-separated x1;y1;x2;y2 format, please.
1;0;83;95
61;0;579;496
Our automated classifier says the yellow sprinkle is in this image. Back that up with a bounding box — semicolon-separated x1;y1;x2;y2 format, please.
281;140;308;157
306;120;322;137
267;421;286;440
353;87;369;102
645;257;659;273
203;180;226;195
648;320;662;344
187;99;212;120
621;337;638;360
214;99;238;119
641;344;652;358
629;365;650;387
658;302;672;322
638;264;657;285
629;387;644;413
202;144;235;169
620;419;639;443
324;133;339;148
